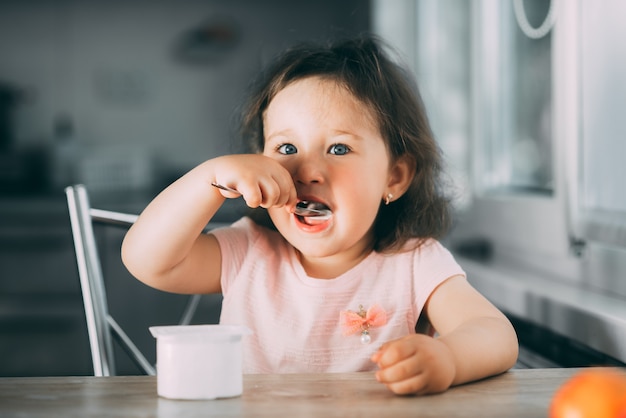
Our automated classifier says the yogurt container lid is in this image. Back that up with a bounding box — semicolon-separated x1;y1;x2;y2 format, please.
149;324;252;343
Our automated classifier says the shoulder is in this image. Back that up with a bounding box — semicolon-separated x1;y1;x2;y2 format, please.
370;239;463;280
391;239;466;313
391;238;466;281
397;238;458;262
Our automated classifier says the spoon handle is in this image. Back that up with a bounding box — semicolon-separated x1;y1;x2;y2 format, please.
211;182;240;194
211;182;331;218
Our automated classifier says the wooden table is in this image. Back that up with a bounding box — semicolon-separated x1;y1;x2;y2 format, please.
0;368;596;417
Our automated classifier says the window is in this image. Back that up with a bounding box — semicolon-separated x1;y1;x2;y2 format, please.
578;0;626;247
478;0;554;194
375;0;626;269
459;0;572;263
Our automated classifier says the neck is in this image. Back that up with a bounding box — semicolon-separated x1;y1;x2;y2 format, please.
296;245;373;279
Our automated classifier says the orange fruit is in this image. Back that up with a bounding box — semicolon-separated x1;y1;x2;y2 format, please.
550;368;626;418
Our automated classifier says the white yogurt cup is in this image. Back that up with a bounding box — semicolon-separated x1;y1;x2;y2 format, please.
149;324;251;400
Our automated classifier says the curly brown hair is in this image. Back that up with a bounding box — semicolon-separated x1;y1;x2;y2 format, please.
239;34;451;252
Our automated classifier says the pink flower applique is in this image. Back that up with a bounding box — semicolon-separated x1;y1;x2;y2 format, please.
340;304;387;344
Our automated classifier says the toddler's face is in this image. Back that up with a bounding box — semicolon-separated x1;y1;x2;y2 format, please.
262;76;392;275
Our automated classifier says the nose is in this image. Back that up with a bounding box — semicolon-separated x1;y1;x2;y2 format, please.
291;156;326;186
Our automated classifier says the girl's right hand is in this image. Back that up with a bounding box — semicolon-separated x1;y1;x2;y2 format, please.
211;154;298;212
122;154;295;295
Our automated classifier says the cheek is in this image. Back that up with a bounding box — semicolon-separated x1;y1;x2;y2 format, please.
337;165;388;202
337;183;383;227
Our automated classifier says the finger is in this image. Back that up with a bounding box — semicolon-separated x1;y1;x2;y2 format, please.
281;182;298;208
370;342;392;363
372;339;417;369
273;179;296;207
270;172;297;207
211;180;241;197
257;174;296;209
214;187;240;199
375;356;423;386
258;178;282;208
381;373;431;396
238;182;264;208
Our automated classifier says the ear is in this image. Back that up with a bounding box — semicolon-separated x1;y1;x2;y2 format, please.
385;156;415;201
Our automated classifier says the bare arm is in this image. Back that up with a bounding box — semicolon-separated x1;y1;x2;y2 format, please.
121;154;297;295
429;276;518;385
371;275;519;395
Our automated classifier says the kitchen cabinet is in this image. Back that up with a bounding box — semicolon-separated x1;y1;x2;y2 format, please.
0;194;222;376
0;196;90;376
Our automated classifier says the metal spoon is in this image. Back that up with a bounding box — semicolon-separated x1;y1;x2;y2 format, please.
211;182;332;218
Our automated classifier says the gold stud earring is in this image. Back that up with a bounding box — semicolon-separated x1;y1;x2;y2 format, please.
385;193;393;205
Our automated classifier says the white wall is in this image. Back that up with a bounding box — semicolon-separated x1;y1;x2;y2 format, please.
0;0;369;188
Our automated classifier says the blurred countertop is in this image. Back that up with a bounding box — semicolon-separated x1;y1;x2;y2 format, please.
459;255;626;365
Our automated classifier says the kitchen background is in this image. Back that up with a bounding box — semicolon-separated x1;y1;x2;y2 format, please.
0;0;371;376
2;0;626;376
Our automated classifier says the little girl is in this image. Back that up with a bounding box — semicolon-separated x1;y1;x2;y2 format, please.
122;35;518;395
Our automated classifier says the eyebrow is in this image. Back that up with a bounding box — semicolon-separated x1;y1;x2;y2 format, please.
264;129;293;143
265;128;365;142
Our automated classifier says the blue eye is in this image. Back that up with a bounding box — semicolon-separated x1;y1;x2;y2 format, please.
329;143;350;155
277;143;297;155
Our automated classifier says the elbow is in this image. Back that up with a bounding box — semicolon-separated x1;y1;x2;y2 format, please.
120;234;140;280
501;317;520;372
120;232;184;292
120;233;154;288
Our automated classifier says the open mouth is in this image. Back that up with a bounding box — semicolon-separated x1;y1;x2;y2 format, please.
295;200;332;225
